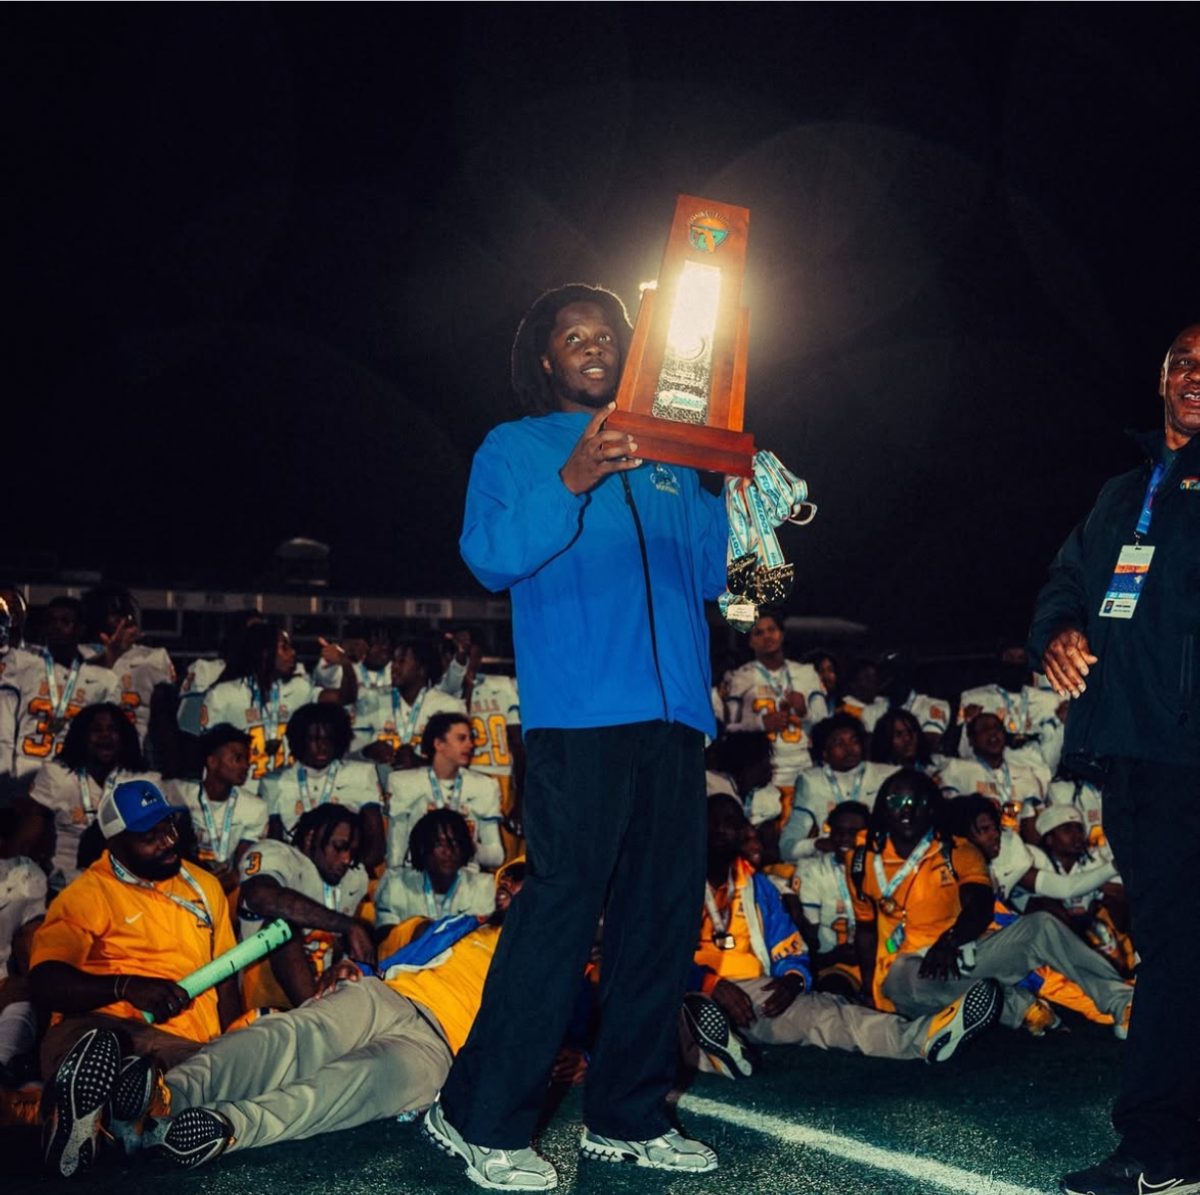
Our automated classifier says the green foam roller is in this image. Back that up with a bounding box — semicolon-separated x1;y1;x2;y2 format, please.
142;918;292;1023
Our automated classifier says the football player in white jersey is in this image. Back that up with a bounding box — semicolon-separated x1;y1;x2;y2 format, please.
791;800;871;994
27;702;161;891
1027;773;1106;848
387;712;504;872
0;587;30;780
780;713;896;863
937;713;1048;832
354;639;465;765
81;586;176;759
261;703;385;872
955;645;1064;774
200;621;357;781
238;804;373;1008
167;724;267;889
374;808;495;940
837;659;890;733
1;597;120;781
313;621;394;695
724;610;827;793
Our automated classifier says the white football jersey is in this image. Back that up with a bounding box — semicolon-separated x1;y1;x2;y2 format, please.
937;755;1047;810
1018;844;1117;915
792;852;857;953
0;855;48;971
838;694;890;733
260;759;382;836
30;761;162;888
352;684;466;754
956;683;1063;773
902;691;951;735
91;643;175;746
724;660;827;788
386;767;504;871
990;829;1036;901
166;779;269;868
0;649;121;779
467;674;520;779
200;674;317;778
786;762;897;843
238;838;368;973
176;657;226;736
374;865;495;928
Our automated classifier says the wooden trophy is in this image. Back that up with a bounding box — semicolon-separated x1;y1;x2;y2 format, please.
609;193;756;477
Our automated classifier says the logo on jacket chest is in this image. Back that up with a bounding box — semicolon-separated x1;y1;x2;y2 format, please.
651;464;680;495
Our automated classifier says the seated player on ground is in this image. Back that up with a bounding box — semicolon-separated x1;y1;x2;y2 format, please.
237;804;373;1009
26;702;161;893
200;621;357;780
1021;769;1107;848
681;794;1000;1079
353;638;465;768
853;770;1133;1040
375;808;495;947
706;731;786;868
779;713;895;864
1023;806;1131;975
28;779;240;1178
166;724;268;892
937;712;1047;833
388;713;506;876
0;805;48;1092
2;596;120;784
791;800;872;996
723;610;828;801
953;796;1123;1029
261;703;385;872
126;862;526;1170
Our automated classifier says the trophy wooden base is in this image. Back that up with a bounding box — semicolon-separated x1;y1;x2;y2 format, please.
607;409;755;477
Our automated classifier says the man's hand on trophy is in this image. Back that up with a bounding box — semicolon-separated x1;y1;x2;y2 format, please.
559;403;643;495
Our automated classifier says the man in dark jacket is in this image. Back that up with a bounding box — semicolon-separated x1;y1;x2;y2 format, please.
1029;324;1200;1195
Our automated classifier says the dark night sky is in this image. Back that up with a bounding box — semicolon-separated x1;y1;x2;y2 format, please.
6;5;1197;651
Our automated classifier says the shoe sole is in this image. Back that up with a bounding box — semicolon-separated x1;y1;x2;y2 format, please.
1060;1182;1200;1195
926;980;1001;1064
579;1138;719;1174
44;1028;121;1178
682;996;753;1079
160;1109;234;1169
422;1108;558;1191
111;1057;154;1122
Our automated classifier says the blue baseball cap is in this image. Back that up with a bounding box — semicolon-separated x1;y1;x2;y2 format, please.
98;779;175;839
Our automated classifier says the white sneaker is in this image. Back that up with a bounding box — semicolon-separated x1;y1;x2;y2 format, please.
579;1126;718;1173
423;1099;558;1191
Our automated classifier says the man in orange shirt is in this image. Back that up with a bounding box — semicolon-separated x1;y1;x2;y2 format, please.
852;770;1132;1034
29;779;240;1178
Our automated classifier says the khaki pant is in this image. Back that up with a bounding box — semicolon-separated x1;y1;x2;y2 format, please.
684;974;932;1068
883;911;1133;1029
166;979;451;1151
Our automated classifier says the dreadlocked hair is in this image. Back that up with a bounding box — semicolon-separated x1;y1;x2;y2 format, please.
866;768;952;853
292;803;360;857
510;284;632;415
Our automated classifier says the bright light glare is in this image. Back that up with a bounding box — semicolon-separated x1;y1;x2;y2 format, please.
638;279;658;293
666;261;721;360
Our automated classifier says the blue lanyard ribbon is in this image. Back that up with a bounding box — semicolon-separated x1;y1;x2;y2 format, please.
1135;463;1166;539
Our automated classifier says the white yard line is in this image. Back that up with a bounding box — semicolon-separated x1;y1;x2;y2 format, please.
677;1093;1047;1195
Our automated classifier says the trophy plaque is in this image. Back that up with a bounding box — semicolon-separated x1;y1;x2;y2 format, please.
609;193;756;477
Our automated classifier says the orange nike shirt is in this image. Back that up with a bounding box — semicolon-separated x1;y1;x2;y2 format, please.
31;850;235;1043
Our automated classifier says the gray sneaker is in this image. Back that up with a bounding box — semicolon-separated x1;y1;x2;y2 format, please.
579;1126;718;1173
422;1099;558;1191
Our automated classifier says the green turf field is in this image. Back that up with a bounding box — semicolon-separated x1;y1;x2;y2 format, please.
6;1011;1121;1194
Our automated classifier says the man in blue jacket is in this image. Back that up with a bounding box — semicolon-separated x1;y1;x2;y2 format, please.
1031;324;1200;1195
424;285;728;1190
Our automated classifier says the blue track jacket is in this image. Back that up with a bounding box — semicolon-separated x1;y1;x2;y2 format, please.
460;412;729;735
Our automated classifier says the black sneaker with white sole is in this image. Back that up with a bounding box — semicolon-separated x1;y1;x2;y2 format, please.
43;1027;122;1178
681;993;753;1079
923;979;1002;1064
158;1107;236;1169
1060;1153;1200;1195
